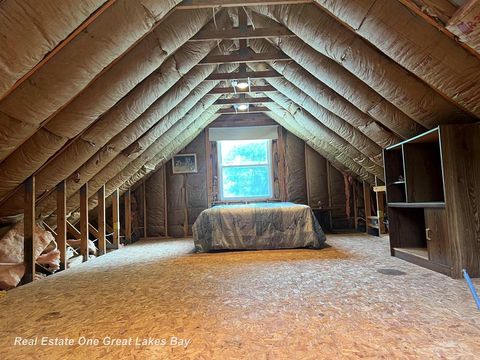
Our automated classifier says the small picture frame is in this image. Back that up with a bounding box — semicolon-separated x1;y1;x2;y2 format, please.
172;153;197;174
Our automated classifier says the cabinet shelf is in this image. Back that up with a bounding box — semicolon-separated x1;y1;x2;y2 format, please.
388;202;445;208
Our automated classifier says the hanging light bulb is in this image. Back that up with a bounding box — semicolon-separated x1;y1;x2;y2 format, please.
236;104;249;111
231;79;249;90
236;80;249;90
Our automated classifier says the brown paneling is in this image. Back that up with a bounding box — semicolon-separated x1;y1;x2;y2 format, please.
285;132;307;204
441;124;480;277
145;169;166;237
305;145;329;208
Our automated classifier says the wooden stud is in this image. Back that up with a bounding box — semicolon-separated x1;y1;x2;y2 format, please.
363;181;372;234
326;161;333;230
277;127;287;201
183;176;189;237
79;183;89;262
23;176;35;284
353;183;359;230
205;129;214;207
97;185;106;255
375;177;387;235
206;70;282;81
56;180;67;270
142;180;147;238
305;143;311;206
124;189;132;243
112;189;120;249
163;167;168;237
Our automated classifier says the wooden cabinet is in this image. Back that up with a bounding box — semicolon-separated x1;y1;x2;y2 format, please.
384;124;480;278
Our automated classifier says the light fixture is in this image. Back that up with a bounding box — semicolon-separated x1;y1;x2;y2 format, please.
231;79;249;90
236;104;249;111
236;80;249;90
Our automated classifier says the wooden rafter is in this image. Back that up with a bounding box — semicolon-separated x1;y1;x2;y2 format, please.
177;0;312;8
208;85;276;94
214;97;273;105
199;52;290;64
0;0;117;103
190;27;295;41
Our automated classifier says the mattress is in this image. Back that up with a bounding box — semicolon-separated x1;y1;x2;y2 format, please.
192;202;326;252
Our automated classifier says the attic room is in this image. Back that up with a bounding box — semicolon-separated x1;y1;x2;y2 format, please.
0;0;479;358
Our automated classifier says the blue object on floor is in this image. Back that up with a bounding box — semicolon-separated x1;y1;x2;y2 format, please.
463;269;480;310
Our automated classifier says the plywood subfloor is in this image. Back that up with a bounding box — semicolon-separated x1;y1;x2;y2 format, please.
1;234;479;359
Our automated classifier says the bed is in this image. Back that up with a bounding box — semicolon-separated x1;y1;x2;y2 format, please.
192;202;326;252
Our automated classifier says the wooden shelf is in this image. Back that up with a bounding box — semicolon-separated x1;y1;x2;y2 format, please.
388;202;445;208
393;247;451;276
394;247;428;260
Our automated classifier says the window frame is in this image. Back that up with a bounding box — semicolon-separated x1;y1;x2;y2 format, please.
217;139;274;201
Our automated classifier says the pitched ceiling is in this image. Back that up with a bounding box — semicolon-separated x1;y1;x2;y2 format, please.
0;0;478;220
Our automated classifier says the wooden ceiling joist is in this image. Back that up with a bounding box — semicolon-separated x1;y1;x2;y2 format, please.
177;0;312;9
200;52;290;64
206;70;282;81
189;27;295;41
214;112;276;123
214;97;273;105
208;85;276;94
216;106;270;114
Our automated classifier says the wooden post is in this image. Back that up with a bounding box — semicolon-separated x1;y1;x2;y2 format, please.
142;180;147;238
23;176;35;284
326;161;333;230
56;180;67;270
97;185;106;255
353;182;358;230
79;183;89;262
124;188;132;243
363;181;371;234
112;189;120;249
375;177;387;234
205;128;213;206
277;127;287;201
164;167;168;237
305;143;310;206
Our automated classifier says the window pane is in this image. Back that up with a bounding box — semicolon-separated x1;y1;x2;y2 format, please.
220;140;268;165
222;166;271;198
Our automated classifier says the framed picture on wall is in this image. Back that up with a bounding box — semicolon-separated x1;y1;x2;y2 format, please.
172;153;197;174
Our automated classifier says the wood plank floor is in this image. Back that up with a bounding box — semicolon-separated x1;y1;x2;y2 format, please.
1;234;479;359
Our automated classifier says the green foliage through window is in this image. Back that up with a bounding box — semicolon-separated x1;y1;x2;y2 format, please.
218;140;272;199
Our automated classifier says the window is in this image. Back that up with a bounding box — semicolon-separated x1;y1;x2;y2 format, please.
218;139;272;200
